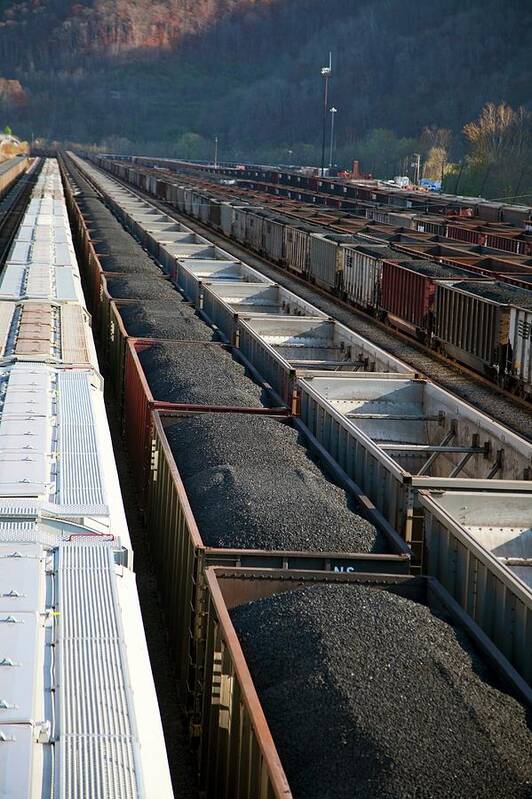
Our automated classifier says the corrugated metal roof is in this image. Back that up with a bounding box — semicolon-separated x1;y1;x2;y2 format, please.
0;544;50;796
57;371;106;511
57;545;141;798
0;539;172;798
0;364;112;520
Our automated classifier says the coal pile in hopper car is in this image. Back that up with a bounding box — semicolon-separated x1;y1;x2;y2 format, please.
119;300;216;341
165;413;384;552
138;341;266;406
231;583;532;799
106;274;179;300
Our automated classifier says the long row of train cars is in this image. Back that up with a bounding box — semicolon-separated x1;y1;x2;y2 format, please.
64;152;531;797
0;154;29;197
238;172;532;253
97;158;532;276
124;154;532;247
92;155;532;398
0;158;173;797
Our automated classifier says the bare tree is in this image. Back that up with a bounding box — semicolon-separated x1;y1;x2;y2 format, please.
420;126;452;181
463;102;531;164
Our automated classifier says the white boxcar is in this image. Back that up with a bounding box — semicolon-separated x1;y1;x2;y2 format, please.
220;201;252;238
342;243;405;310
184;186;194;215
190;188;203;219
245;209;267;253
233;206;256;244
176;185;186;211
284;224;316;276
262;215;288;264
199;193;212;224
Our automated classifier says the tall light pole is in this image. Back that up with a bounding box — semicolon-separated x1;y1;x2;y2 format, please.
320;53;332;177
411;152;421;185
329;107;337;169
214;136;218;168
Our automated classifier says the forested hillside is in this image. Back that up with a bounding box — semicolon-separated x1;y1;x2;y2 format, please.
0;0;530;195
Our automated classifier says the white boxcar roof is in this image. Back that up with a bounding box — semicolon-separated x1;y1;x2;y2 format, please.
0;543;173;798
0;363;129;548
0;160;86;305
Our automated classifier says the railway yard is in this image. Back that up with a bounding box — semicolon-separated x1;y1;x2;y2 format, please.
0;151;531;797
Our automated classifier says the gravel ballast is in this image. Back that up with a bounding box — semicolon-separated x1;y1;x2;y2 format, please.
119;300;216;341
106;274;179;300
231;583;532;798
138;342;265;406
164;413;383;552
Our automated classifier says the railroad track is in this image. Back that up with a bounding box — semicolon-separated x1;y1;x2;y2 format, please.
78;160;532;442
0;157;41;270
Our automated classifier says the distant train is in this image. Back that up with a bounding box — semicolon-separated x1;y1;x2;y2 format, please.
92;155;532;400
129;155;532;240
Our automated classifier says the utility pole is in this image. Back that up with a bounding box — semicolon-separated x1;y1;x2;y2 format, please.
411;152;421;185
328;107;337;169
214;136;218;168
320;53;332;177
